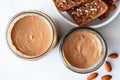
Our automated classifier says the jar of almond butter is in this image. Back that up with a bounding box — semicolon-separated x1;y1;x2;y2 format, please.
7;10;58;60
59;27;107;73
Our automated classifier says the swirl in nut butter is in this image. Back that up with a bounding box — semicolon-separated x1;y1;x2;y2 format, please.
62;30;102;69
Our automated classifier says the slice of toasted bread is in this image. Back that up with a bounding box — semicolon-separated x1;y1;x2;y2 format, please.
53;0;93;11
67;0;108;27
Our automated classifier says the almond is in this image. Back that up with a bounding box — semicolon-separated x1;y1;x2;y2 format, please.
109;5;116;11
108;53;118;59
87;72;98;80
101;75;112;80
113;0;118;2
105;61;112;72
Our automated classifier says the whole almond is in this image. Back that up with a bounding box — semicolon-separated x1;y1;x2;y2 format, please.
87;72;98;80
108;53;118;59
105;61;112;72
109;5;116;11
101;75;112;80
113;0;118;2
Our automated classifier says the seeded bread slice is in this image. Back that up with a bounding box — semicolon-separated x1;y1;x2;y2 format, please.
67;0;108;27
53;0;93;11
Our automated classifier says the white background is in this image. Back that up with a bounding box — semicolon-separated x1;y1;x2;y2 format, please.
0;0;120;80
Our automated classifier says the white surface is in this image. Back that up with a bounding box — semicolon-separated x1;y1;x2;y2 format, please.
0;0;120;80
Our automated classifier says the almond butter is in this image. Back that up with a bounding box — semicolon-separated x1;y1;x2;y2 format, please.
105;61;112;72
87;72;98;80
108;53;118;59
101;75;112;80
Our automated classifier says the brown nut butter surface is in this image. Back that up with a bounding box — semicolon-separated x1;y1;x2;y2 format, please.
10;13;53;57
62;30;103;69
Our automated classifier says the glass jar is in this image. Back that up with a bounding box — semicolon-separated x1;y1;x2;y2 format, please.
7;10;58;60
59;27;107;73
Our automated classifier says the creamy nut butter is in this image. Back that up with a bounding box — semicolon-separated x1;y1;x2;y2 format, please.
7;11;58;59
60;28;107;73
62;30;102;68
